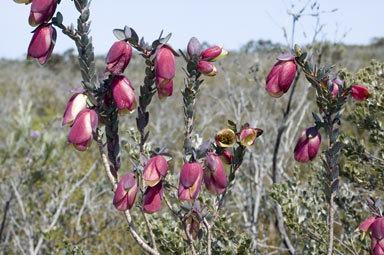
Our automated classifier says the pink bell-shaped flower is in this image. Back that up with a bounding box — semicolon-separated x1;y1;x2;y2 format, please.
113;173;138;211
197;61;217;76
293;127;321;163
27;23;56;65
68;109;98;151
201;46;228;62
29;0;58;27
143;182;163;213
178;162;203;201
62;88;88;126
351;85;369;101
266;54;297;98
154;44;176;100
355;216;384;255
143;155;168;187
105;41;132;75
203;152;227;194
111;76;137;114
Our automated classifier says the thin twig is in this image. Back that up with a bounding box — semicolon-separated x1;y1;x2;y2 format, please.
97;132;159;255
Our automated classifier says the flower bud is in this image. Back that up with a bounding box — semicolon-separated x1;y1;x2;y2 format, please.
156;77;173;101
27;23;56;65
178;162;203;201
111;76;137;114
29;0;58;27
197;61;217;76
221;149;232;165
68;109;98;151
143;182;163;213
266;54;297;98
239;127;263;146
62;89;88;126
330;78;342;97
201;46;228;62
143;155;168;187
105;41;132;75
187;37;201;58
215;128;236;147
351;85;369;101
113;173;138;211
203;153;227;194
294;127;321;163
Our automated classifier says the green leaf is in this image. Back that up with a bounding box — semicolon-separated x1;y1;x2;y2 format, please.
160;33;172;44
56;12;63;25
112;29;126;41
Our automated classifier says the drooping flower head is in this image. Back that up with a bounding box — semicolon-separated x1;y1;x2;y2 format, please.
143;182;163;213
266;53;297;98
27;23;57;65
294;126;321;163
68;109;98;151
111;76;137;114
62;88;88;126
113;173;138;211
355;216;384;255
351;85;369;101
105;41;133;75
143;155;168;187
203;152;227;194
154;44;176;100
29;0;58;27
178;162;203;201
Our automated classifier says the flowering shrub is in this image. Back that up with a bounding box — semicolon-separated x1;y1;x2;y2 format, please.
9;1;382;254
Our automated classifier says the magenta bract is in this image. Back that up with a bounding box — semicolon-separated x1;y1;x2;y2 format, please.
266;56;297;98
143;155;168;187
178;162;203;201
143;182;163;214
197;61;217;76
62;89;87;126
111;76;137;114
201;46;228;62
294;127;321;163
68;109;98;151
27;23;56;65
204;153;227;194
105;41;132;75
113;173;138;211
29;0;58;27
351;85;369;101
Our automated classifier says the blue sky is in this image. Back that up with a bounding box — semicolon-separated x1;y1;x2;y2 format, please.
3;0;384;59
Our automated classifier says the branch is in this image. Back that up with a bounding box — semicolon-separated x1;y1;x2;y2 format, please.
97;132;159;255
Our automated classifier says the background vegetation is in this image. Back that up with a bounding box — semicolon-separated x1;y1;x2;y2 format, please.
1;40;384;254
